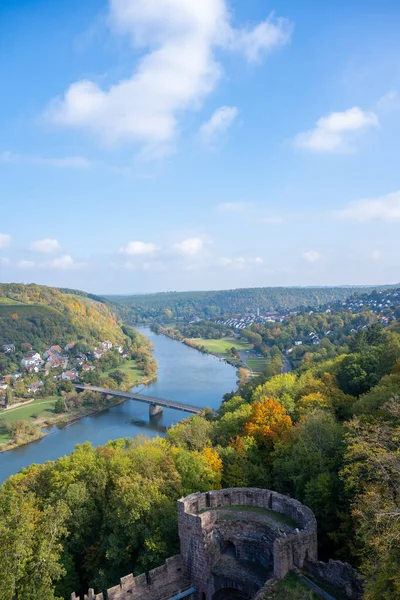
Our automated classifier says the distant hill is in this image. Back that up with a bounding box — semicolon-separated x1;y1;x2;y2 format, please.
0;283;125;349
106;284;399;324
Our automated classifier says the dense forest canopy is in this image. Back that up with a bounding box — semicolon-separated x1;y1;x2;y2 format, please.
106;285;398;324
0;316;399;599
0;283;125;352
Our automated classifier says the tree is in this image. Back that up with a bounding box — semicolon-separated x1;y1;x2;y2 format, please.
342;399;400;598
109;370;125;386
244;397;292;448
5;387;13;407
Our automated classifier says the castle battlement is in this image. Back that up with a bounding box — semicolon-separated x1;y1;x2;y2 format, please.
72;488;362;600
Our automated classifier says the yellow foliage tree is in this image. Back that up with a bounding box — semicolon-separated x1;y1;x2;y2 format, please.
296;392;332;417
244;397;292;446
201;447;223;489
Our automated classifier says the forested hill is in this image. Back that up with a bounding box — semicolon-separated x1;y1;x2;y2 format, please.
0;283;125;349
106;285;397;324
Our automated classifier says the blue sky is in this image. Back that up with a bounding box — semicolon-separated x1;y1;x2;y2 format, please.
1;0;400;294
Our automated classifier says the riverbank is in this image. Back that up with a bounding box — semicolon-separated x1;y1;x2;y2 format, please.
0;393;135;453
0;327;237;483
0;368;157;454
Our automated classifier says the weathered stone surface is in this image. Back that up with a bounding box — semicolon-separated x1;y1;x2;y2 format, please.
305;559;364;599
178;488;318;600
72;488;362;600
71;555;189;600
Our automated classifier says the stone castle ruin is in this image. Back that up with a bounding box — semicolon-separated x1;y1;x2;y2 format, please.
72;488;363;600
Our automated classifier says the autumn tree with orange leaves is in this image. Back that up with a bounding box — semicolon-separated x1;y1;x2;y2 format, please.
244;397;292;447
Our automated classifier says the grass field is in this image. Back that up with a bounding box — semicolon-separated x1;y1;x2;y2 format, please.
188;337;252;356
0;304;58;317
246;357;270;373
0;396;59;443
0;397;59;425
102;360;145;385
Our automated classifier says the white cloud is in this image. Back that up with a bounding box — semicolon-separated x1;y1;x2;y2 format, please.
119;240;158;255
0;234;11;249
31;238;60;254
0;151;92;169
302;250;321;263
46;0;292;152
173;237;204;255
293;106;378;153
228;15;293;62
49;255;86;270
17;260;36;269
199;106;238;143
335;190;400;222
219;256;263;268
377;90;399;112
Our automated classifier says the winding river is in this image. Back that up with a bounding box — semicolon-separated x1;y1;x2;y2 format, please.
0;328;237;483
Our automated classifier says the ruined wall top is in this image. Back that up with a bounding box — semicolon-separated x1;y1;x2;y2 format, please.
178;487;317;534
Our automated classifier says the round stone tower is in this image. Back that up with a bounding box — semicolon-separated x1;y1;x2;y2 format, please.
178;487;318;600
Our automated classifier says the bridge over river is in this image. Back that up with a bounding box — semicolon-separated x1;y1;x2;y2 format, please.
73;384;204;417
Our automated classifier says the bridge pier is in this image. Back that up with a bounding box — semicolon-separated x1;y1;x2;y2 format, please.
149;403;163;417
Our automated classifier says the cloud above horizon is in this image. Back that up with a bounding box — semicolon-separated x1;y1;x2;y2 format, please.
293;106;378;153
199;106;238;144
0;151;92;169
173;237;204;256
31;238;61;254
119;240;159;255
46;0;292;153
302;250;321;263
335;190;400;222
0;234;11;250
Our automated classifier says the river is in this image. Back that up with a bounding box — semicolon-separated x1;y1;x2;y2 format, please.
0;328;237;483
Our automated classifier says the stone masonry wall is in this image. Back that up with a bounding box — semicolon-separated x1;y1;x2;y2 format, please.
178;488;318;599
305;559;364;600
71;555;189;600
72;488;362;600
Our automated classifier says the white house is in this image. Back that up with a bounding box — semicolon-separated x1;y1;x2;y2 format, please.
101;340;113;351
21;352;42;370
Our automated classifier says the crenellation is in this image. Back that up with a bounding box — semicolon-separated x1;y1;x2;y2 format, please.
73;488;361;600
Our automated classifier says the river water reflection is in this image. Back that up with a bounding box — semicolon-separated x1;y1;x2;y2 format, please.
0;328;237;483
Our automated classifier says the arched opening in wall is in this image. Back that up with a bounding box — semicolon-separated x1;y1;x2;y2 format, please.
222;541;236;559
212;588;250;600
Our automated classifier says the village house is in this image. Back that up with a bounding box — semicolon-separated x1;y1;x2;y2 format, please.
0;381;8;390
3;344;15;353
81;364;96;372
101;340;113;351
44;346;63;361
21;351;42;370
64;343;75;351
114;345;124;354
11;372;22;379
75;353;87;365
61;369;79;381
29;381;44;394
